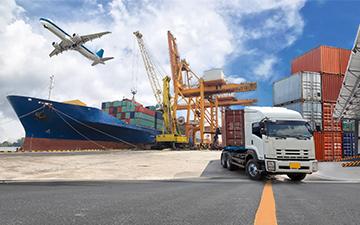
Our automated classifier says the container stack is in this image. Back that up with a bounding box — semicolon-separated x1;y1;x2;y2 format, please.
274;45;352;161
273;71;322;131
101;99;164;131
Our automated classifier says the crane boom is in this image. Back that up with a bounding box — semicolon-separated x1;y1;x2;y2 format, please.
133;31;163;105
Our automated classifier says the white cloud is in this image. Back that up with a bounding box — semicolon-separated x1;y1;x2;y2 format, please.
0;0;306;142
253;56;278;78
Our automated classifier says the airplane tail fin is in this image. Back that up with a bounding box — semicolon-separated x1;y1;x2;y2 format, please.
91;57;114;66
96;49;104;58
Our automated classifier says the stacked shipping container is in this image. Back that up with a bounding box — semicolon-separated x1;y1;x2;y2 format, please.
274;45;353;161
342;119;357;156
101;99;164;131
273;71;322;130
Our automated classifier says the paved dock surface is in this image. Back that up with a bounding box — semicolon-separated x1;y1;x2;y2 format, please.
0;179;359;225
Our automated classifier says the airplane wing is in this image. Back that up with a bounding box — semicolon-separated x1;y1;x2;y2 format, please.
79;31;111;43
49;40;73;57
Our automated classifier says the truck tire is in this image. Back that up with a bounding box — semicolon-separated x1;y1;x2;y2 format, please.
287;173;306;181
226;156;237;171
246;159;262;180
221;153;227;168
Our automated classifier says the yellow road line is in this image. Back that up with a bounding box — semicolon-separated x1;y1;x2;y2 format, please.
254;182;278;225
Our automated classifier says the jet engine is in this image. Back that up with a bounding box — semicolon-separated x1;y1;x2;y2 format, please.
72;33;81;43
52;42;61;50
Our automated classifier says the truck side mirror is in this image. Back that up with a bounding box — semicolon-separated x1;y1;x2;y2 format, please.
260;127;266;135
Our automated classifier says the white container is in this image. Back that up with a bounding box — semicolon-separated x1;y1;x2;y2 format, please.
282;101;322;131
202;68;225;81
273;71;321;106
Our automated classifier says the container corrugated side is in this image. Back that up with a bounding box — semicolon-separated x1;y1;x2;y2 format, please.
321;73;344;102
342;119;356;132
291;46;321;74
224;109;245;146
273;71;321;105
343;132;356;157
322;102;342;132
281;101;322;131
340;49;351;75
291;46;350;75
314;131;342;161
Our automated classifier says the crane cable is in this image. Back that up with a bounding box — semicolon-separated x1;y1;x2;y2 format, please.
52;107;137;149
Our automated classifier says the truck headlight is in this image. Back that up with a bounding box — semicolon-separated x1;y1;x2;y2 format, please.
312;162;318;172
267;161;276;172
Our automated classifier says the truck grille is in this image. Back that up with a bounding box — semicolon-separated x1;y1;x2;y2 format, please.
276;149;309;159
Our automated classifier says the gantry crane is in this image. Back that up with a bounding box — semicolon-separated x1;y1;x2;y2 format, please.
133;31;188;148
167;31;257;146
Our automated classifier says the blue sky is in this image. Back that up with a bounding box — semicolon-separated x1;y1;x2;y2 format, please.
227;0;359;106
0;0;359;141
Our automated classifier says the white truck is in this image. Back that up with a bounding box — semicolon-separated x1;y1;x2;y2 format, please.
220;107;318;181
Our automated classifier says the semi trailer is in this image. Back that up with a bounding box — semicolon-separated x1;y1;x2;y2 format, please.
221;107;318;181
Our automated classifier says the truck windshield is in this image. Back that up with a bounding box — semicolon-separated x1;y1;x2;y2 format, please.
265;120;312;139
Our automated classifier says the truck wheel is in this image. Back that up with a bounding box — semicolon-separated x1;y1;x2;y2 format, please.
287;173;306;181
221;153;227;168
226;156;237;171
246;159;262;180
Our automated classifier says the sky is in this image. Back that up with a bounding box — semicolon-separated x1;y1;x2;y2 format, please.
0;0;359;142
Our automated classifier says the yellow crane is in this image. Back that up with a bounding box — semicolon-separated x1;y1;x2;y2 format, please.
133;31;188;149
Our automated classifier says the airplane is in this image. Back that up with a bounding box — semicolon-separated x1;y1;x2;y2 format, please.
39;18;114;66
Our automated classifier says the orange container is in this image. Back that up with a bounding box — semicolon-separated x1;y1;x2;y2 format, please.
321;73;344;102
314;131;343;161
322;102;342;132
340;48;351;74
291;46;351;75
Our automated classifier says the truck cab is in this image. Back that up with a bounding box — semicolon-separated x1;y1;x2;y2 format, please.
221;107;318;181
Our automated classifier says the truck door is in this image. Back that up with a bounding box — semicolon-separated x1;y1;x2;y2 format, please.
250;122;264;159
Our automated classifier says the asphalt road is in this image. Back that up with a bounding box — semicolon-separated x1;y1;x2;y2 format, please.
0;179;359;225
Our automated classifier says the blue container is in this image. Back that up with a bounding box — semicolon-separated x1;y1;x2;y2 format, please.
343;132;356;157
130;112;135;119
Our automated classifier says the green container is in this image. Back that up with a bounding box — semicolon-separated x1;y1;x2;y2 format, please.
342;119;355;132
112;101;122;107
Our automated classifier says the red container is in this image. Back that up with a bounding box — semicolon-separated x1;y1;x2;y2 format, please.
322;102;342;132
109;107;114;114
117;107;122;112
340;49;351;74
135;106;156;116
223;109;245;146
291;46;351;75
120;113;126;119
321;73;344;102
314;131;342;161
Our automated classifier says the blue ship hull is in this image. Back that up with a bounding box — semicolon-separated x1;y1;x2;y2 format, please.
7;95;160;150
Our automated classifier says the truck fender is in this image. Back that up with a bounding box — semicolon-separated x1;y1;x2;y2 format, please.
245;149;259;162
245;150;266;172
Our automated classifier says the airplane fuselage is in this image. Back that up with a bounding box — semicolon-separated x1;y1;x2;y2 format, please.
40;18;103;63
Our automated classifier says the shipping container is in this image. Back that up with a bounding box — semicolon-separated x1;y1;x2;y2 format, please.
202;68;225;81
343;132;356;157
273;71;321;105
322;102;342;132
280;101;322;131
291;46;351;75
340;49;351;75
342;119;356;132
321;73;344;102
314;131;342;161
223;109;245;146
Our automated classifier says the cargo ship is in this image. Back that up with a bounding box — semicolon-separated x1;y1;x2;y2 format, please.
7;95;162;151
